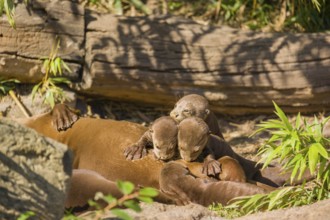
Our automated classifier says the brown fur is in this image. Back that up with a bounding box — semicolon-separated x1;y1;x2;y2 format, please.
18;104;307;208
66;169;123;209
170;94;224;139
176;156;246;183
178;117;314;187
124;116;178;160
159;162;267;206
178;117;222;176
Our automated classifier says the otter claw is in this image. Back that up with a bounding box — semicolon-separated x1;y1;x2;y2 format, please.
52;104;79;131
124;145;147;160
202;159;221;177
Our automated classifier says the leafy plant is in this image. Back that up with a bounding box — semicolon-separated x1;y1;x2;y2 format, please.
0;78;19;95
17;211;35;220
32;37;72;108
0;0;15;27
85;0;150;15
64;180;158;220
214;101;330;218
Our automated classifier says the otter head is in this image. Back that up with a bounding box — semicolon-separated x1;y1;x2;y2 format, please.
170;94;210;123
150;116;178;161
177;117;210;162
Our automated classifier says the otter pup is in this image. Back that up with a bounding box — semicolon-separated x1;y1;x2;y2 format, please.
178;117;223;176
170;94;224;139
124;116;178;160
159;162;267;206
176;155;247;183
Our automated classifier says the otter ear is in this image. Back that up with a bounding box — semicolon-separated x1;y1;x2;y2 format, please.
205;109;210;116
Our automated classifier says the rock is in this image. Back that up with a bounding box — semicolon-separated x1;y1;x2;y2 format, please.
237;198;330;220
0;119;73;219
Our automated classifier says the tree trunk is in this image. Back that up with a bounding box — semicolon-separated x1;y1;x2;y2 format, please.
1;1;330;115
83;13;330;114
0;0;84;83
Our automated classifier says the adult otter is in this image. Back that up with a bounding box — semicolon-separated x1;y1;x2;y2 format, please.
159;162;266;206
124;116;178;161
65;169;124;209
17;104;274;207
170;94;224;139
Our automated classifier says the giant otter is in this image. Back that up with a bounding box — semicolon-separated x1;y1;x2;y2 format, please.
177;117;314;187
159;162;267;206
124;116;178;161
170;94;224;139
17;104;273;207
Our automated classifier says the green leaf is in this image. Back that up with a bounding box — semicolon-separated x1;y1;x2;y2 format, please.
313;142;329;159
117;181;135;195
139;187;158;197
50;60;57;76
123;200;142;212
102;194;117;204
61;60;72;73
55;57;62;75
114;0;123;15
0;0;4;17
273;101;292;131
17;211;35;220
308;143;320;174
137;196;153;203
31;82;42;101
262;146;281;169
50;77;71;84
295;112;301;129
4;0;15;28
268;187;292;210
45;90;55;108
88;200;101;209
111;208;133;220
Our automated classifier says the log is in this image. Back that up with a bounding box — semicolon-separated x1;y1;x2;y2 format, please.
1;1;330;115
82;13;330;115
0;0;84;83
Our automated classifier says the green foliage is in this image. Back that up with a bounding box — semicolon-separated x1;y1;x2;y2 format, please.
214;101;330;218
0;78;19;95
0;0;15;27
166;0;330;32
32;37;72;108
17;211;35;220
85;0;150;15
64;180;158;220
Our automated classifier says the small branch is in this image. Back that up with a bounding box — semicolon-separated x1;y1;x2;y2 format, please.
8;90;31;118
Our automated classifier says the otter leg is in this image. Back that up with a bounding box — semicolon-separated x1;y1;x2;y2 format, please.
51;104;79;131
160;162;205;206
124;130;152;160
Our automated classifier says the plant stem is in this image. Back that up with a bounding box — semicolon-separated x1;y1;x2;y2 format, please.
8;90;31;118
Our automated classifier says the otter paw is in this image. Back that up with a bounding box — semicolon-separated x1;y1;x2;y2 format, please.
52;104;79;131
124;144;147;160
202;159;221;177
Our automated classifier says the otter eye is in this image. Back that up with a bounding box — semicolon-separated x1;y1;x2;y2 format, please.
193;146;200;153
183;109;190;113
149;129;153;133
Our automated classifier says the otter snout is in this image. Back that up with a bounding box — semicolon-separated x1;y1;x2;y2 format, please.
170;111;178;119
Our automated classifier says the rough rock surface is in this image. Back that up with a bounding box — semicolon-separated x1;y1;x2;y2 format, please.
238;198;330;220
0;119;72;219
